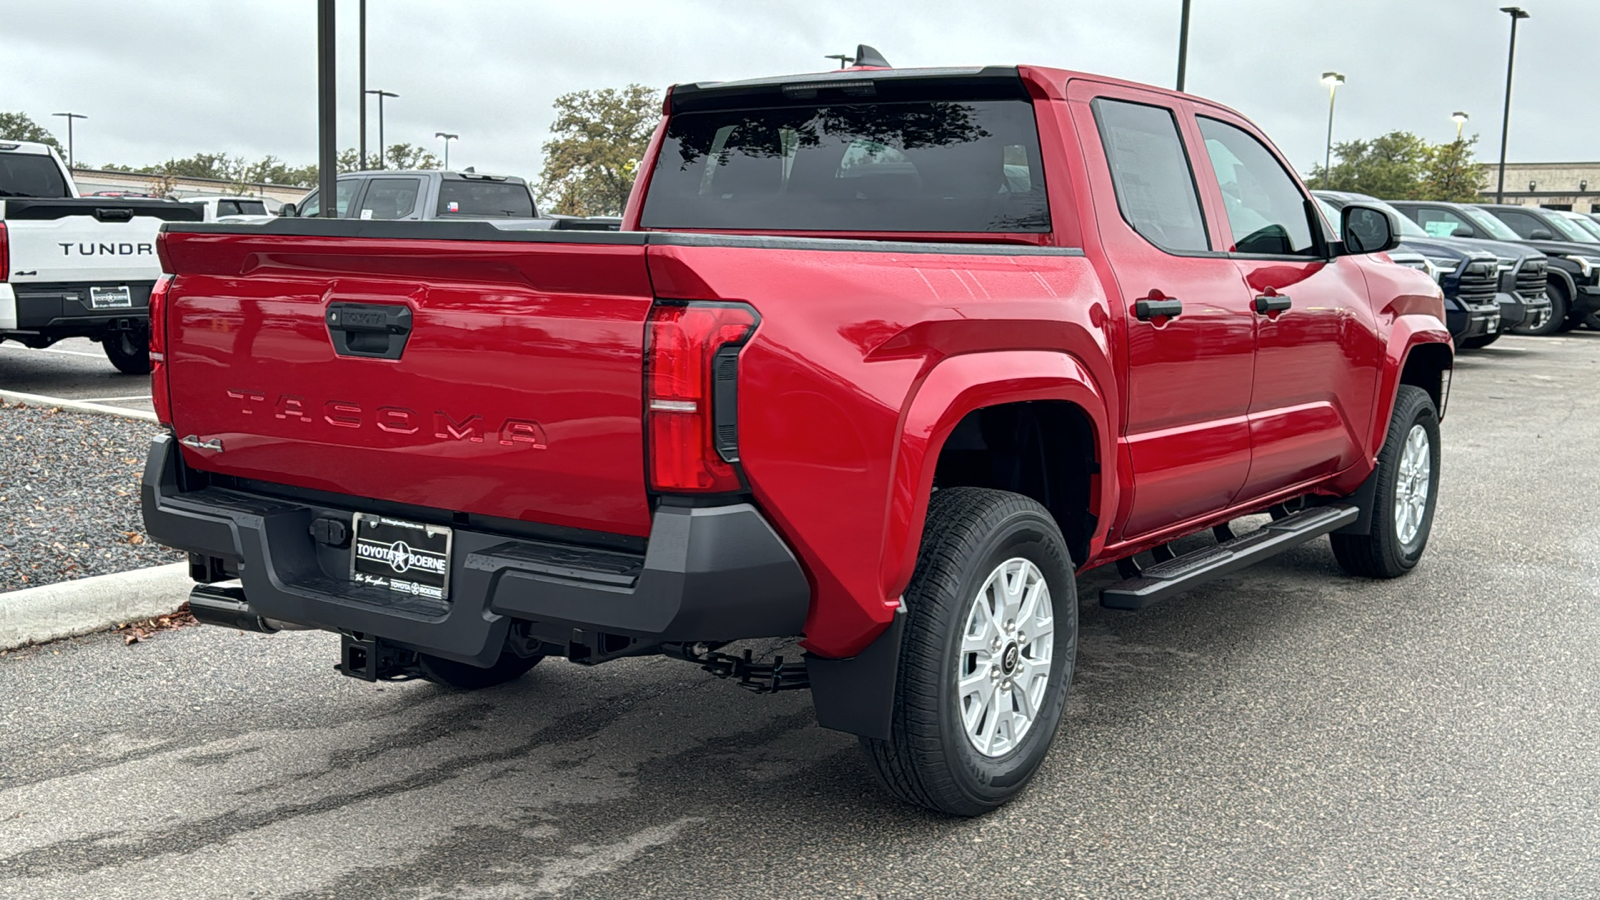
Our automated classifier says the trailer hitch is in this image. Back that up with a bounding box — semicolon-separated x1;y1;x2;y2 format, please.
665;643;810;694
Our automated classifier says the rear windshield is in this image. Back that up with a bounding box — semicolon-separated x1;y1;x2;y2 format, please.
639;99;1049;232
436;180;535;217
0;152;71;198
217;199;267;216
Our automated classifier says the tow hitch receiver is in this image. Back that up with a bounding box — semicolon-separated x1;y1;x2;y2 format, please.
339;634;419;682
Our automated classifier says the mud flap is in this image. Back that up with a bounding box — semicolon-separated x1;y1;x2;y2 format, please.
805;604;905;740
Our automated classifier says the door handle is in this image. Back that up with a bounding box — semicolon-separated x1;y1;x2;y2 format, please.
326;302;413;360
1134;298;1183;320
1253;294;1292;314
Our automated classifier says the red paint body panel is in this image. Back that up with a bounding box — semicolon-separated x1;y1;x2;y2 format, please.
155;64;1452;659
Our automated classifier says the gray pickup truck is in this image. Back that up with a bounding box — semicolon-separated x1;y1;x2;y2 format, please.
280;169;618;230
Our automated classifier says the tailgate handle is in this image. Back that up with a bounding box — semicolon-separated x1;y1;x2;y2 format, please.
94;207;135;222
326;302;413;360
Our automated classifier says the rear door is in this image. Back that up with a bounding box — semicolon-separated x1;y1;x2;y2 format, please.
160;228;658;536
1070;83;1257;539
1189;110;1380;500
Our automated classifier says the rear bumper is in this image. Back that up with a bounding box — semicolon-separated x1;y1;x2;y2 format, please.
0;280;152;338
140;433;812;665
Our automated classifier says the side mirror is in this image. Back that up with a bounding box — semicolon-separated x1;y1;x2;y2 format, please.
1529;228;1553;240
1452;225;1474;238
1339;203;1401;255
278;202;298;218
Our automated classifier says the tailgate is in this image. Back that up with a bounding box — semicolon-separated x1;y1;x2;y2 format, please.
2;199;198;283
158;226;656;536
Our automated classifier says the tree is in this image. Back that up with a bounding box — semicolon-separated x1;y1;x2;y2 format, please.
537;84;661;216
0;112;63;153
1420;136;1484;202
382;143;438;170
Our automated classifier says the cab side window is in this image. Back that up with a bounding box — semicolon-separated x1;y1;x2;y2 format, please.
1197;117;1316;256
359;177;422;220
1091;98;1210;253
299;181;360;218
1414;207;1474;238
1492;209;1544;239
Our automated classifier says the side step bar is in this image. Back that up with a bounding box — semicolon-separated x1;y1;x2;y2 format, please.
1101;504;1359;611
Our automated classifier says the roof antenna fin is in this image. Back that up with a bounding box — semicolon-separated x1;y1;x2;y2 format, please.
853;44;891;68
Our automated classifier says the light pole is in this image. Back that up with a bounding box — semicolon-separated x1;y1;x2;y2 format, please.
824;53;852;69
1495;6;1530;204
365;89;398;169
51;112;86;170
358;0;367;169
435;132;458;171
1321;72;1345;188
317;0;336;215
1175;0;1193;92
1451;111;1469;141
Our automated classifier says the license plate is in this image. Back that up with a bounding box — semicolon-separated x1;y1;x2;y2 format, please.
350;514;452;601
89;286;132;309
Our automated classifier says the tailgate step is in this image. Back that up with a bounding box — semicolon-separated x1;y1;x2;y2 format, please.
1101;504;1359;611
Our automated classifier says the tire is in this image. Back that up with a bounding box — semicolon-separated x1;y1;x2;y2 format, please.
1330;385;1440;578
1516;281;1568;336
103;331;151;375
416;649;541;690
1458;332;1500;350
861;487;1078;817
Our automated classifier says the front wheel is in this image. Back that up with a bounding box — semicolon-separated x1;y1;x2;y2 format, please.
103;331;151;375
861;487;1077;817
1330;385;1440;578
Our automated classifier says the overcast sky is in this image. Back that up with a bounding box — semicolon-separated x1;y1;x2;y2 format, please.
2;0;1593;189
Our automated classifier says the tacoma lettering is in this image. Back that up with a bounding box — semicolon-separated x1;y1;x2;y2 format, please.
226;391;544;449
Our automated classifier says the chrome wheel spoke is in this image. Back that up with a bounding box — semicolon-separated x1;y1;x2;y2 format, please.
1393;423;1431;546
957;557;1054;758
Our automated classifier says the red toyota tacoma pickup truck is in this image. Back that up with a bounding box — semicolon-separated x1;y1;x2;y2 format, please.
142;57;1451;816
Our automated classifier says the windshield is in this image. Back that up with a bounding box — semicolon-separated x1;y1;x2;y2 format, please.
640;99;1049;232
1564;212;1600;241
1459;206;1522;241
0;152;71;198
1547;212;1600;243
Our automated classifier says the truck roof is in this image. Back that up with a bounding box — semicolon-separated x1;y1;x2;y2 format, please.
0;140;58;156
337;169;525;184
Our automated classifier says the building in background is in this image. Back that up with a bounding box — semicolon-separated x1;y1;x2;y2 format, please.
1479;162;1600;213
68;167;308;208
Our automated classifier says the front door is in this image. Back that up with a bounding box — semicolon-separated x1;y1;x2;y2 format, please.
1072;86;1257;540
1189;112;1381;501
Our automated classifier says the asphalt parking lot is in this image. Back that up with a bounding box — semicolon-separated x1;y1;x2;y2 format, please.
3;333;1599;899
0;338;154;416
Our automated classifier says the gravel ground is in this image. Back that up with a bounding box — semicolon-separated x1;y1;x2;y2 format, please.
0;402;180;592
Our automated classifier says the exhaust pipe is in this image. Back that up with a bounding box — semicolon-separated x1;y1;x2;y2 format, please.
189;583;300;633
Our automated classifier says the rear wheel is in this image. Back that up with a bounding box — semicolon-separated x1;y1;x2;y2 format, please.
1516;280;1567;336
861;487;1077;817
103;331;151;375
1330;385;1440;578
1458;332;1500;350
416;649;541;690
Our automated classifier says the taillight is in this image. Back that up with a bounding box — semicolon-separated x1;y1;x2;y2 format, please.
0;222;9;282
645;302;758;493
148;274;173;426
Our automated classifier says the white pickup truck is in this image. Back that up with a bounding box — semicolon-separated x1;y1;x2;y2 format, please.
0;140;200;373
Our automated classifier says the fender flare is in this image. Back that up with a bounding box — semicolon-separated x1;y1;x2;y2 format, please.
878;350;1113;604
1548;264;1579;302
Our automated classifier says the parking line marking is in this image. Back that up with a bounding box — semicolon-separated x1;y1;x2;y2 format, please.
75;395;154;402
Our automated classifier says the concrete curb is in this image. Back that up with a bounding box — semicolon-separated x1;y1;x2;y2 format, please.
0;389;158;423
0;563;190;650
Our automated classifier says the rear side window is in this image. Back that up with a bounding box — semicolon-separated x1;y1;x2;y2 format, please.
359;178;422;219
639;99;1049;232
436;180;535;217
216;199;267;217
1090;99;1209;253
1197;117;1316;256
0;152;71;198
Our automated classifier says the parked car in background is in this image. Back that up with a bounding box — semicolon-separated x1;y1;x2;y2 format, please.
1389;200;1599;335
145;59;1452;816
181;195;274;223
279;169;617;230
0;139;201;373
1316;191;1543;347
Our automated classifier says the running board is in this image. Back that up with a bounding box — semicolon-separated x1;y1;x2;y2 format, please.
1100;504;1359;611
